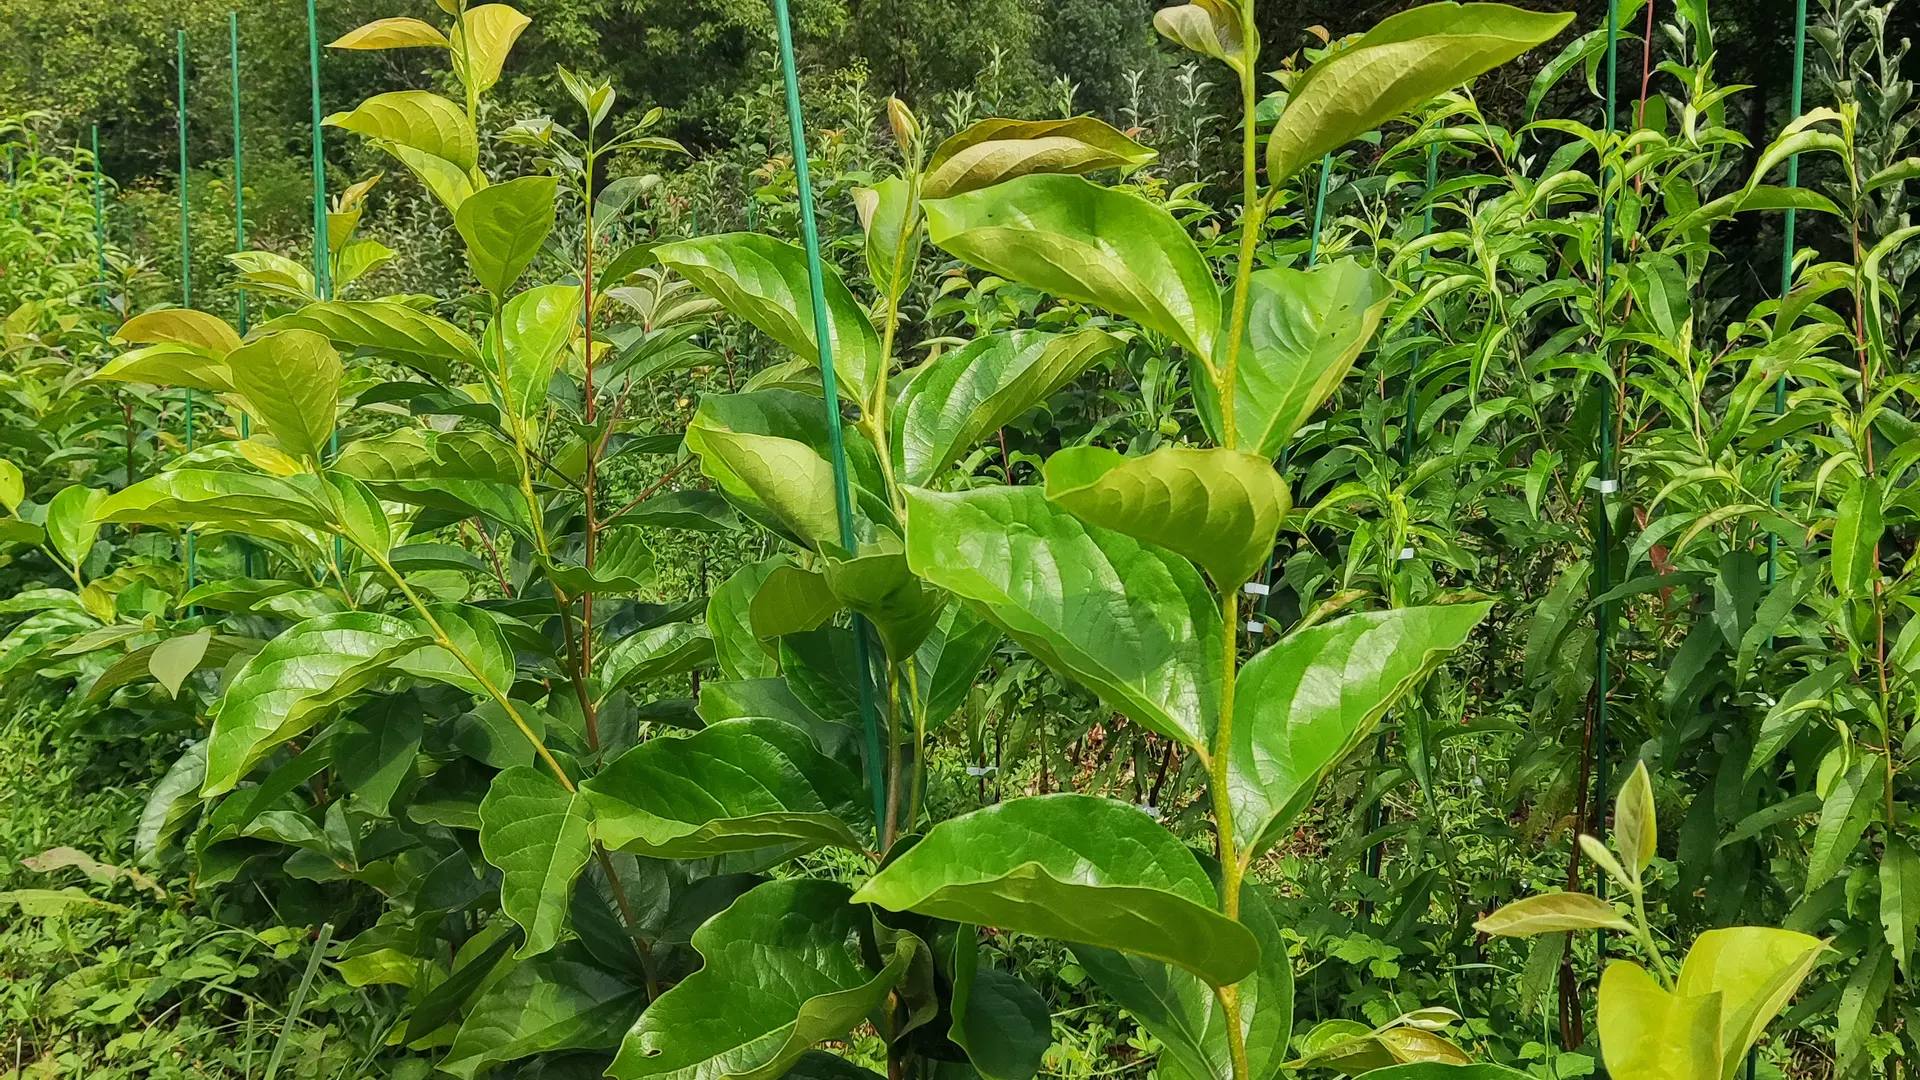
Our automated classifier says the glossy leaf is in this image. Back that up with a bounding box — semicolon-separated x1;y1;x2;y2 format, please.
852;794;1258;986
582;718;870;858
489;284;580;422
1884;838;1920;976
480;765;594;958
227;329;341;464
950;963;1051;1080
749;564;838;641
46;485;106;570
688;424;843;549
904;485;1220;750
600;622;715;698
608;878;914;1080
1154;0;1247;70
329;16;449;50
1075;878;1292;1080
923;173;1220;359
923;117;1157;199
325;90;477;172
262;300;481;370
822;539;945;660
116;308;242;354
655;233;882;406
1202;262;1392;457
1044;445;1289;588
441;943;644;1080
1675;927;1825;1076
453;4;531;95
202;612;427;795
894;329;1119;486
456;176;559;297
1266;3;1575;182
1230;604;1487;854
135;741;206;863
852;176;921;306
92;344;234;392
1615;760;1657;878
1596;961;1723;1080
1475;892;1634;937
709;557;786;680
1831;476;1883;598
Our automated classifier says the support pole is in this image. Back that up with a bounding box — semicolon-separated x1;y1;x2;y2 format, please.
1593;0;1621;842
770;0;887;838
1770;0;1809;588
230;12;248;339
177;29;197;594
305;0;332;304
91;125;107;309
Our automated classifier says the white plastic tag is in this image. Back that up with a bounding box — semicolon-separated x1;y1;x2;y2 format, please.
1242;581;1270;596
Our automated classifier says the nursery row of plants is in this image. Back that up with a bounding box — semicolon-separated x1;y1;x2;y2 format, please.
3;0;1918;1077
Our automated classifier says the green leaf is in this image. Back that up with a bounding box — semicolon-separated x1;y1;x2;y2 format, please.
202;612;428;795
441;943;645;1080
1596;961;1723;1080
852;794;1258;987
1075;879;1292;1080
325;472;393;560
329;16;450;49
1358;1066;1531;1079
1475;892;1634;937
608;878;915;1080
924;174;1220;359
261;300;481;373
950;961;1051;1080
116;308;244;354
334;696;425;817
823;539;945;661
709;557;786;680
1153;0;1248;70
480;765;594;958
689;425;844;548
228;329;341;464
1832;476;1883;598
582;718;870;858
1674;927;1826;1076
923;117;1157;199
489;284;581;422
853;176;922;306
148;629;212;698
324;90;478;172
1230;604;1489;854
46;485;107;570
1265;2;1574;182
135;741;206;863
1884;838;1920;977
613;489;742;533
913;604;1001;729
600;622;715;698
0;460;24;514
456;176;560;297
1615;760;1658;879
1202;262;1392;457
905;485;1220;751
895;329;1119;486
1044;445;1289;588
542;525;656;595
403;602;517;697
95;470;328;531
655;233;882;407
452;3;531;96
1808;756;1883;893
749;564;839;641
93;343;234;392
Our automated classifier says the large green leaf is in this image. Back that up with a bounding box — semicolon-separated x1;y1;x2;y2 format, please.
452;3;531;95
1202;262;1391;457
709;556;786;680
923;173;1219;359
949;958;1051;1080
654;233;882;407
600;622;715;698
894;329;1120;486
1153;0;1247;70
904;485;1220;750
456;176;559;297
92;343;234;392
46;485;107;570
116;308;244;354
688;425;842;548
1075;879;1292;1080
324;90;478;172
698;678;862;768
582;718;870;858
488;284;580;421
607;878;914;1080
227;329;341;464
1595;961;1723;1080
1044;445;1289;588
94;471;328;530
202;612;428;795
823;538;944;661
440;943;645;1080
1229;604;1489;855
852;794;1257;987
480;765;594;959
923;117;1157;199
1674;928;1825;1078
749;564;839;641
1265;3;1574;182
261;300;482;372
1832;476;1883;598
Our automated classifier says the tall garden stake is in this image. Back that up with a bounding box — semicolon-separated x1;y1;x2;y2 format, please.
177;29;197;595
231;11;257;577
769;0;888;838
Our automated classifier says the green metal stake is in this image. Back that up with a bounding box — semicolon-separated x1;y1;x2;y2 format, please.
1306;152;1332;268
178;28;198;595
231;10;258;578
770;0;887;837
1403;142;1439;465
1592;0;1621;844
305;0;332;304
